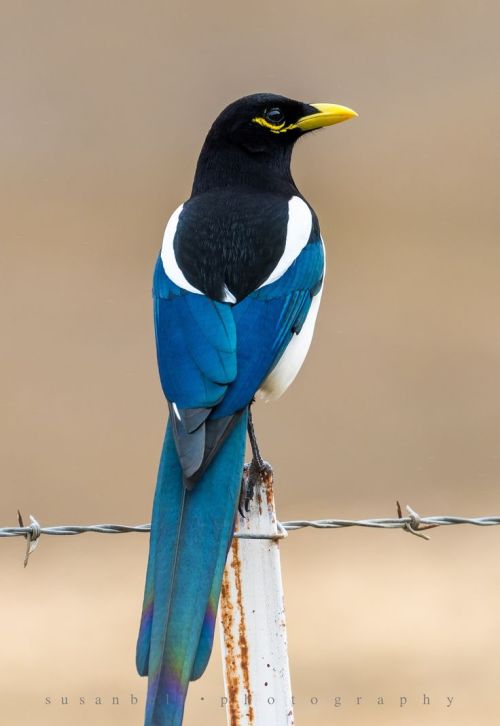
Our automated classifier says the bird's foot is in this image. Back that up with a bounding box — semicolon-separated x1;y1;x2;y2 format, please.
238;458;274;516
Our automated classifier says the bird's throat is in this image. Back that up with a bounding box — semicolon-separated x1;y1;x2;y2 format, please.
191;139;297;197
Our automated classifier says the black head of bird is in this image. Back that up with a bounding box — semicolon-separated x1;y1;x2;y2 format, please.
192;92;357;195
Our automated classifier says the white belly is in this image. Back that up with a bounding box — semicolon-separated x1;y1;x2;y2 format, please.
257;284;323;402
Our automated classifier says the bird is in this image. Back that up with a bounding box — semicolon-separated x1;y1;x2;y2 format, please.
136;92;357;725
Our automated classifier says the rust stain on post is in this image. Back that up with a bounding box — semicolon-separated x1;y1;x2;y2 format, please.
221;568;241;725
263;469;274;509
220;537;254;725
256;487;262;516
230;537;254;723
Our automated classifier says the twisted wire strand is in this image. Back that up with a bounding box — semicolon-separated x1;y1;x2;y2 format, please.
3;514;500;541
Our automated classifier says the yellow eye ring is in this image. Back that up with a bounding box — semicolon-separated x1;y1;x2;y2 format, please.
252;117;296;134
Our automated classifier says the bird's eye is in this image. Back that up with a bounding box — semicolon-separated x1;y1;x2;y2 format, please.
264;107;285;125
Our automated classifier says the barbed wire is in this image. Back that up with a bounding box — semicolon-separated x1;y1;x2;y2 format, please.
1;504;500;566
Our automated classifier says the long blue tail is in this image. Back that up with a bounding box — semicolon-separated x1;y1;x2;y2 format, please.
136;410;248;726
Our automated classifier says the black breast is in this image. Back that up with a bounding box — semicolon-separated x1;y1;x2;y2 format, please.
173;189;290;302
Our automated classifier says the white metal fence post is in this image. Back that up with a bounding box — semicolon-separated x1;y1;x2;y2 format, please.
218;470;294;726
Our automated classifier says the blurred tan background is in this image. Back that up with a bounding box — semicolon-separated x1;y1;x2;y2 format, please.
1;0;500;724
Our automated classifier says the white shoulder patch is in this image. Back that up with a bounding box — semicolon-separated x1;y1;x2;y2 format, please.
258;195;312;289
160;204;203;295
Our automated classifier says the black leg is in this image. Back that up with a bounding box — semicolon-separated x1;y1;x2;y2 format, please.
238;405;273;515
247;406;265;469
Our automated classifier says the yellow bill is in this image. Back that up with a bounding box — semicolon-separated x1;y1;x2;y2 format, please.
296;103;358;131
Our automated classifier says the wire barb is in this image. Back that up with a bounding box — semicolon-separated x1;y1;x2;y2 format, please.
396;501;438;541
17;510;42;567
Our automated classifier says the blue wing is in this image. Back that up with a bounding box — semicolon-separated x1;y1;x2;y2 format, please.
153;258;237;410
153;236;324;475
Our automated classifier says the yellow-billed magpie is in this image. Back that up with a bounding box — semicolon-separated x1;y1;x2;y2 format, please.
136;93;357;726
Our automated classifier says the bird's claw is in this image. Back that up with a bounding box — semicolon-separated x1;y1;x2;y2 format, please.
238;464;250;518
238;459;274;515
